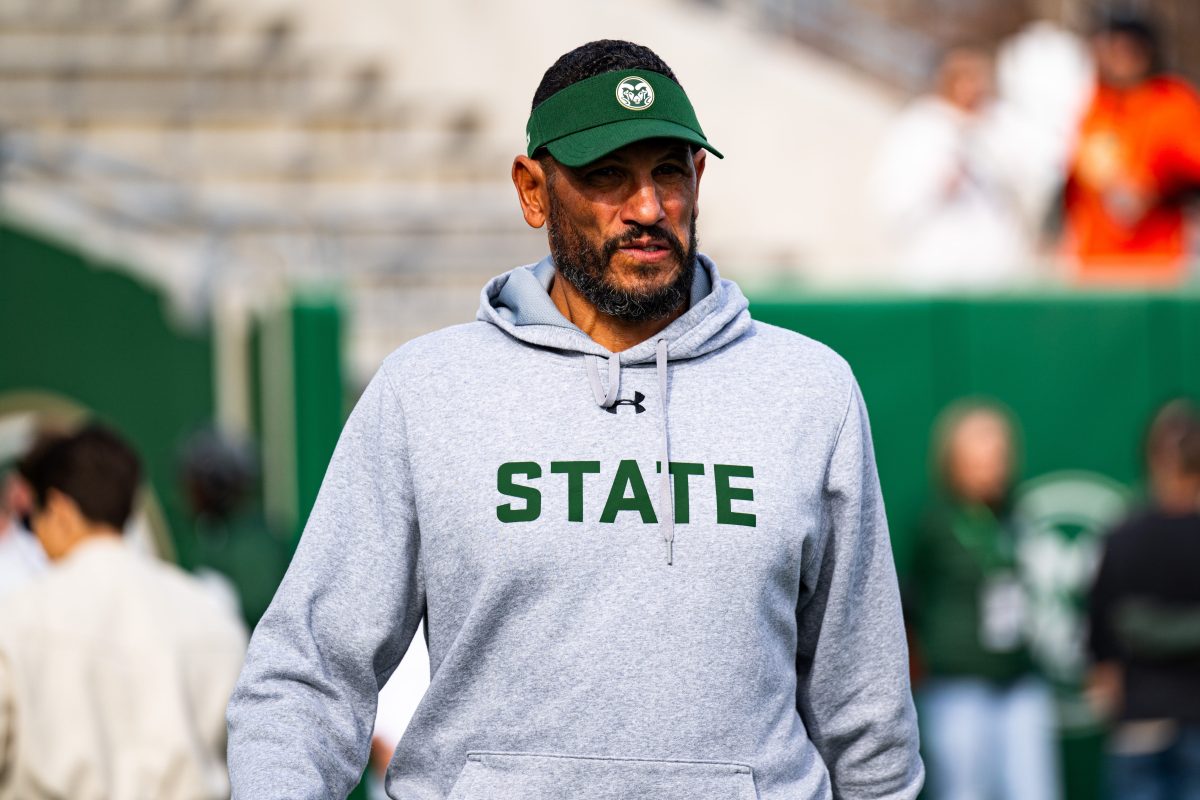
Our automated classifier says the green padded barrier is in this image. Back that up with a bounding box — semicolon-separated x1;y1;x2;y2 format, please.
0;220;214;566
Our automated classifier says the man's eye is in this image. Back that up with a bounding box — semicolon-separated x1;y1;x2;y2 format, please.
586;166;620;180
655;163;687;176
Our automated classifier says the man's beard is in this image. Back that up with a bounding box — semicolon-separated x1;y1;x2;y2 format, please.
547;192;698;323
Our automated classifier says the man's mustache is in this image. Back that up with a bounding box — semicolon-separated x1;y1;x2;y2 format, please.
602;224;687;264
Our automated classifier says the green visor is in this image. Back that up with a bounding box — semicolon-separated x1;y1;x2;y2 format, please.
526;68;723;167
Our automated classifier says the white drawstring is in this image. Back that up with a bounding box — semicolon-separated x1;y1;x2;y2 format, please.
585;352;620;408
656;338;674;565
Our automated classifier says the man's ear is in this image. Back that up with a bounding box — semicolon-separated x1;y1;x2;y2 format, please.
34;488;81;555
45;488;83;526
692;148;707;219
512;155;551;229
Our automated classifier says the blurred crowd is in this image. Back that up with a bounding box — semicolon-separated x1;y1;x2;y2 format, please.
858;19;1200;798
0;422;289;798
870;10;1200;290
905;397;1200;800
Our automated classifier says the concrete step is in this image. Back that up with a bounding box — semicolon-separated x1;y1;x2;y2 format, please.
0;72;317;120
10;125;512;180
0;0;214;25
0;30;305;73
345;277;542;378
175;177;523;216
5;171;531;238
0;79;484;129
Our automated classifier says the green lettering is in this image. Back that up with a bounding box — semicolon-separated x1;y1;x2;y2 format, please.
600;459;657;524
550;461;601;522
714;464;756;527
496;461;542;522
655;461;705;523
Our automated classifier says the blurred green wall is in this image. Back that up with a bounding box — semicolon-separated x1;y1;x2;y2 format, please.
749;292;1200;577
0;219;362;795
0;220;214;566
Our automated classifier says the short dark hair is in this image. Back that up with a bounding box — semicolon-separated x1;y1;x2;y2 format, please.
532;40;681;112
1095;10;1163;73
178;427;256;521
20;423;142;530
1184;422;1200;476
1146;398;1200;474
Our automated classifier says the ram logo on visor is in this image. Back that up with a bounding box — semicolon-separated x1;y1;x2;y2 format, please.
615;76;654;111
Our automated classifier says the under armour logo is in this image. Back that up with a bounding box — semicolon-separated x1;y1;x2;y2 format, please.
605;391;646;414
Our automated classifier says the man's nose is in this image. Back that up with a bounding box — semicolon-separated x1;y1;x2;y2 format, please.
621;178;667;227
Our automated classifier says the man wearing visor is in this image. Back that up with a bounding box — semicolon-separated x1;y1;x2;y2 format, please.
228;39;923;800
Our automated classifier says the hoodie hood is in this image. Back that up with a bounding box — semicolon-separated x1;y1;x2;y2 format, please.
475;253;753;564
476;252;751;363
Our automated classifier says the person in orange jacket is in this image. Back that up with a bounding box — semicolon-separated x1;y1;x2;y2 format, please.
1063;12;1200;285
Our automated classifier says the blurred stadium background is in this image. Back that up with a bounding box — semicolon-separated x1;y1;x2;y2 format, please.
1;0;1198;797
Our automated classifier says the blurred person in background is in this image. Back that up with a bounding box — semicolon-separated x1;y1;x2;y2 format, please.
870;45;1035;290
180;427;291;632
1062;11;1200;285
0;461;44;603
0;424;247;799
1088;399;1200;799
905;399;1060;800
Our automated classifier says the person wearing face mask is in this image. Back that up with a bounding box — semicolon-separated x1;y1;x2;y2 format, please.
905;399;1060;800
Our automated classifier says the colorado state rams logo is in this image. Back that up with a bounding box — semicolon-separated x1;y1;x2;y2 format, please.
616;76;654;111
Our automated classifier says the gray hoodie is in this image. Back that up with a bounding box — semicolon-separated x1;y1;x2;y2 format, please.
226;254;924;800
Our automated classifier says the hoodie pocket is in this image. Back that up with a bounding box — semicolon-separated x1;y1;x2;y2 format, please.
446;750;760;800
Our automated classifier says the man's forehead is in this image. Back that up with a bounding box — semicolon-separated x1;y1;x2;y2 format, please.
579;138;694;165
